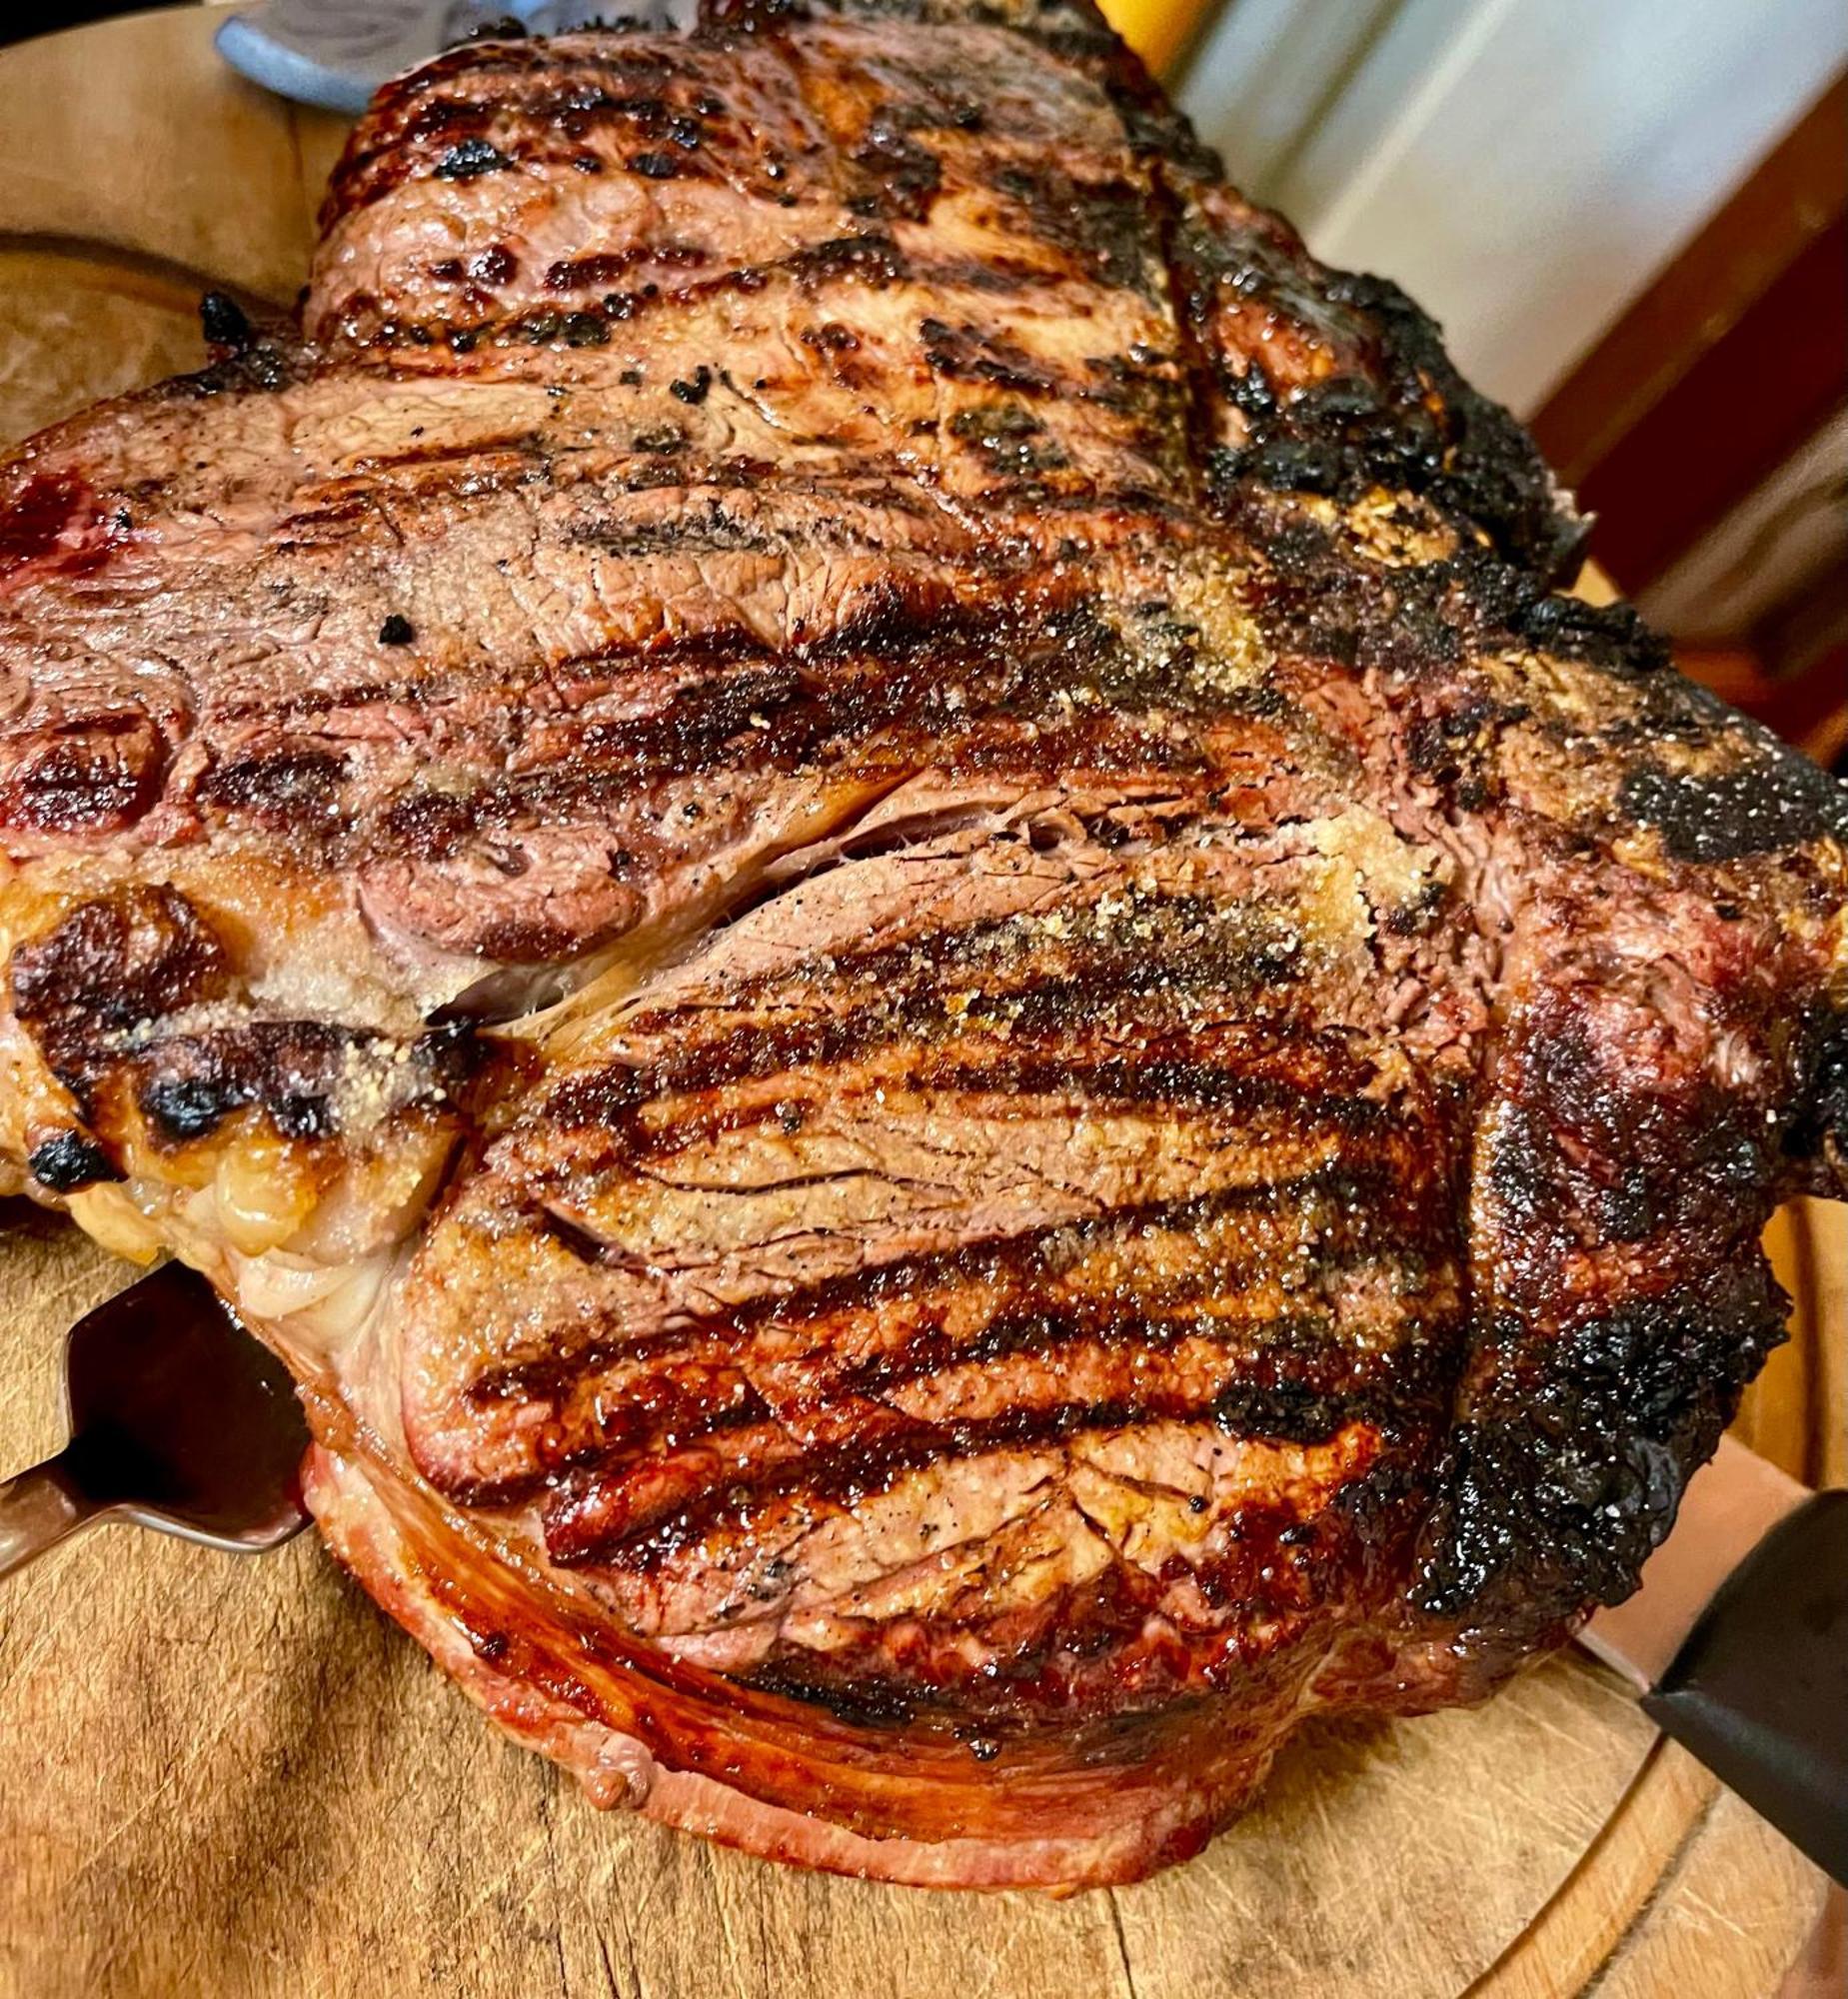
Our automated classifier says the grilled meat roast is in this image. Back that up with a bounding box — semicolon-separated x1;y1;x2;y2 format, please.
2;0;1846;1891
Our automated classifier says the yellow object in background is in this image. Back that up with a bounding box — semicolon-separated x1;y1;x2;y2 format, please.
1098;0;1206;76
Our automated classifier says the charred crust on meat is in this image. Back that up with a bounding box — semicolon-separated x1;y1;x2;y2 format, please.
194;748;350;827
1165;197;1580;575
1782;1006;1848;1190
1210;355;1575;578
0;714;168;838
8;889;469;1148
1413;1271;1787;1632
26;1128;122;1193
134;1022;471;1147
1485;1030;1771;1252
946;401;1067;475
139;1031;349;1145
546;1382;1397;1576
1617;759;1848;864
197;291;254;354
788;233;907;286
177;336;298;398
1514;593;1670;674
920;317;1050;392
433;136;513;178
1245;534;1674;697
741;1660;924;1729
1326;273;1583;577
10;888;232;1063
851;115;941;220
1004;165;1160;297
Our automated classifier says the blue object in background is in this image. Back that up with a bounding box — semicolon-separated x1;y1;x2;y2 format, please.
216;0;697;113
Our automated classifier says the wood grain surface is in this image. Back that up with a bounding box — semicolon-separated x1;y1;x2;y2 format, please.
0;12;1837;1997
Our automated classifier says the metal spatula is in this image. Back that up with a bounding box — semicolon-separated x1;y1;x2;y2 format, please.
0;1260;309;1579
1582;1435;1848;1885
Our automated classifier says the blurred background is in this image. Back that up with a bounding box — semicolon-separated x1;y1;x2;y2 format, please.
5;0;1848;767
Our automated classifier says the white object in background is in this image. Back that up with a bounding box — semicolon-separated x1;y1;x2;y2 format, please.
1181;0;1848;419
1173;0;1405;193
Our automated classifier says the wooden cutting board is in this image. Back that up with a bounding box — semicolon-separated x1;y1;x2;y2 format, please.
0;12;1837;1997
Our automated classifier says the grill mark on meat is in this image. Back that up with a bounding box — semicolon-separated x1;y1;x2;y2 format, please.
193;748;351;828
83;579;1274;889
555;484;969;564
482;1264;1442;1418
10;886;233;1073
333;83;748;210
483;1265;1456;1511
546;245;708;292
829;1295;1448;1405
730;1453;1399;1725
323;431;550;478
320;120;1175;330
539;1017;1392;1166
518;1151;1444;1330
196;630;828;735
6;884;471;1144
335;264;1147;371
328;643;1233;867
433;1131;1460;1507
133;1021;471;1147
318;27;1144;269
546;1394;1400;1571
188;478;1187;689
311;24;1182;391
307;1428;1369;1878
490;1157;1453;1397
0;709;171;839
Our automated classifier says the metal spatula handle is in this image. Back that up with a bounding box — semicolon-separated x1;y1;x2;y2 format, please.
0;1261;309;1588
0;1454;104;1578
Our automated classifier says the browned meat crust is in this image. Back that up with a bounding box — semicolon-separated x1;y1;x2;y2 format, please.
0;0;1844;1889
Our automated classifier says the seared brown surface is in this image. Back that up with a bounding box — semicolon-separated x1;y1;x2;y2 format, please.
0;0;1844;1890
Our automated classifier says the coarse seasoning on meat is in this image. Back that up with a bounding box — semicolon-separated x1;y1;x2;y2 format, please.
1;0;1845;1891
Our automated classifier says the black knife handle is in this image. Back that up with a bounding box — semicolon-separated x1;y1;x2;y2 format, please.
1642;1489;1848;1886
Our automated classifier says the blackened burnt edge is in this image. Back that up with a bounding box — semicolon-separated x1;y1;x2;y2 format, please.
1411;1269;1789;1635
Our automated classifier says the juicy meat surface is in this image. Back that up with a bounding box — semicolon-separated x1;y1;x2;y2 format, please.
2;0;1846;1890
